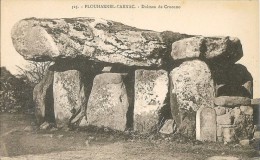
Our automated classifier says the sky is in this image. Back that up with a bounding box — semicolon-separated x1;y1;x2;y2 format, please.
1;0;259;98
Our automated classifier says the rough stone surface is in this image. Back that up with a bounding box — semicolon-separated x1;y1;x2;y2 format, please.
24;126;34;132
214;96;251;107
222;125;236;143
170;60;215;137
177;111;196;138
170;60;215;112
102;66;112;72
214;106;226;116
234;114;254;139
196;107;217;142
217;113;233;125
33;69;54;124
217;125;222;137
171;37;203;60
11;17;189;67
10;17;255;141
78;117;88;127
239;139;250;146
217;136;223;142
53;70;86;128
40;121;55;130
171;36;243;64
217;124;235;142
251;98;260;105
254;131;260;139
87;73;129;131
230;107;241;121
134;69;168;133
159;119;176;135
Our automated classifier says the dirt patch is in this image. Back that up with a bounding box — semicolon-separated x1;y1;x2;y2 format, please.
0;113;259;159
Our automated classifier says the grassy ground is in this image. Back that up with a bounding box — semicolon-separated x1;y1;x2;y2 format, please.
0;113;259;159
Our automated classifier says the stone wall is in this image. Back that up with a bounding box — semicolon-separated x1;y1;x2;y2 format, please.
13;17;258;142
214;97;254;143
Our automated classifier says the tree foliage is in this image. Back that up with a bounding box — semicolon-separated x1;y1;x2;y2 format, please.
1;61;51;113
0;67;33;113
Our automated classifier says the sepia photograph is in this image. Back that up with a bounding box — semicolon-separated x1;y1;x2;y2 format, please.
1;0;259;159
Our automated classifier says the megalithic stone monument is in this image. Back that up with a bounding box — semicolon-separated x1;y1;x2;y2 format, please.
12;17;255;143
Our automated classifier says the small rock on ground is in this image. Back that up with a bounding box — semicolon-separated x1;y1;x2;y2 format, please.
23;126;33;132
206;156;240;160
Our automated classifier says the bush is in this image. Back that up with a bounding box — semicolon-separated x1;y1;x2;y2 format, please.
0;67;34;113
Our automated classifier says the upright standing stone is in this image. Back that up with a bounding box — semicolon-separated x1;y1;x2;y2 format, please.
222;125;236;143
196;107;217;142
53;70;85;128
33;69;54;124
170;60;215;137
134;69;168;133
86;73;129;131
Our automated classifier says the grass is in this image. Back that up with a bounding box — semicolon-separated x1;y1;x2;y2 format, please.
0;113;259;159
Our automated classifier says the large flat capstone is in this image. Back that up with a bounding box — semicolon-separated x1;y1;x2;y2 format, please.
11;17;189;67
214;96;251;107
171;36;243;64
